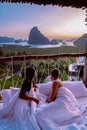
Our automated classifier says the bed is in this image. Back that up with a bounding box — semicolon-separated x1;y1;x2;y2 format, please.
0;80;87;130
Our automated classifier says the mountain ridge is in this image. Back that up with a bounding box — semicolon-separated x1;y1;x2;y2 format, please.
0;36;27;43
0;27;87;47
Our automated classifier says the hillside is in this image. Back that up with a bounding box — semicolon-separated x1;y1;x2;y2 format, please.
74;34;87;47
0;45;85;56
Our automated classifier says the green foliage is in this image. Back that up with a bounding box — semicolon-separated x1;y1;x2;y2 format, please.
0;45;85;89
0;75;24;89
0;57;76;89
1;45;85;56
61;71;68;81
0;47;4;56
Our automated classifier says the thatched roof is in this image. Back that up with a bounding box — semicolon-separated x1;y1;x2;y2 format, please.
0;0;87;9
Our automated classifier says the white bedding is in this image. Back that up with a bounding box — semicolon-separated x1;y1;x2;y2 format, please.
77;97;87;106
0;81;87;130
37;80;87;98
0;96;87;130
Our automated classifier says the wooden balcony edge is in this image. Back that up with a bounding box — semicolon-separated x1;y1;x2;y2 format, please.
0;53;87;62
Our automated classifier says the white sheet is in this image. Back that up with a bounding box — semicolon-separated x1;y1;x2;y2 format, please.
35;87;87;130
1;87;87;130
77;97;87;106
0;90;40;130
37;80;87;98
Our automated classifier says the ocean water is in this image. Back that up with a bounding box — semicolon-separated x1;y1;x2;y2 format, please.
0;42;29;46
0;42;75;48
31;42;63;48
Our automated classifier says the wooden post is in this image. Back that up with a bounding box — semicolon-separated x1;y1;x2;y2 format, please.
83;41;87;87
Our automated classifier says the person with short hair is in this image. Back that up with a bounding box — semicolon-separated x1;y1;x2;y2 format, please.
36;68;82;130
46;68;63;103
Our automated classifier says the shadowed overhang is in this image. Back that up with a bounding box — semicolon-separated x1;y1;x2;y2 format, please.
0;0;87;9
0;0;87;24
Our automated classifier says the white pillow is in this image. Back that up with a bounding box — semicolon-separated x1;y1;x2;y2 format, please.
10;87;20;97
63;81;87;98
37;80;87;98
1;89;11;106
45;75;51;82
36;81;53;97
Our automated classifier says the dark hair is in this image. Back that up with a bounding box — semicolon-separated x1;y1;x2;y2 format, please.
26;67;35;80
21;67;35;93
51;68;59;79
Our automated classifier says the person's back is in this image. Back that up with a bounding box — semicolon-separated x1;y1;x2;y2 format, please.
19;67;39;104
46;68;63;102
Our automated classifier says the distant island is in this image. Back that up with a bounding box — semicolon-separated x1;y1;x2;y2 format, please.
0;26;87;48
28;26;63;45
0;36;28;43
28;26;50;45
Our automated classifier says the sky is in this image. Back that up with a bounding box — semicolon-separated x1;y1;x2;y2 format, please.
0;3;87;40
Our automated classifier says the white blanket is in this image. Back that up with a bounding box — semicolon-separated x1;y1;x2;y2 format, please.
1;87;87;130
0;90;40;130
35;87;87;130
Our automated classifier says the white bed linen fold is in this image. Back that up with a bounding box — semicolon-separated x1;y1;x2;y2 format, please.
1;87;87;130
0;90;40;130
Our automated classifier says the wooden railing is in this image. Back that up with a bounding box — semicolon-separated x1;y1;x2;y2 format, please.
0;52;87;87
0;53;87;62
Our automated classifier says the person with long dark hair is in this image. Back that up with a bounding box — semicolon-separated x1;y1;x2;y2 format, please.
0;67;41;130
19;67;39;104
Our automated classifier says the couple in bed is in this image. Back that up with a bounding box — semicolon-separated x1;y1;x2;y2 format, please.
0;67;86;130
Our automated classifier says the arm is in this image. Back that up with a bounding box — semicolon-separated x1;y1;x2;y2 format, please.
19;91;39;104
33;84;38;92
46;81;59;103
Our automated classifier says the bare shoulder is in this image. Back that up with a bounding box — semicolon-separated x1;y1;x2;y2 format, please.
52;79;63;88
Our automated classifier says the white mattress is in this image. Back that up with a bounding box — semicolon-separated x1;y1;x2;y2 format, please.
0;94;87;130
0;81;87;130
77;96;87;106
0;96;87;108
0;102;3;109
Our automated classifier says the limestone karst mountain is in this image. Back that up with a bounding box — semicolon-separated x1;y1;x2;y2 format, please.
28;27;50;45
